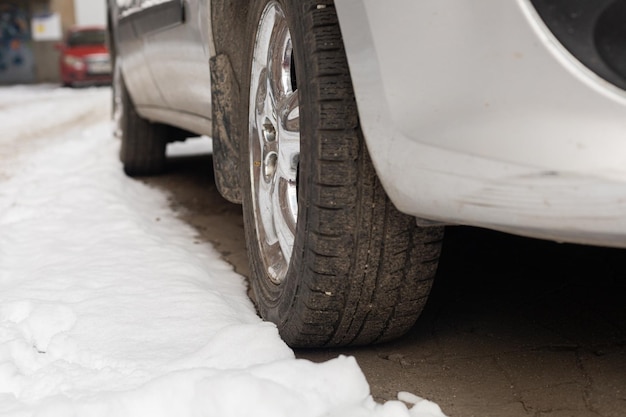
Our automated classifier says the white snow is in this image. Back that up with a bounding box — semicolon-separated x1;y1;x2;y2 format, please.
0;85;446;417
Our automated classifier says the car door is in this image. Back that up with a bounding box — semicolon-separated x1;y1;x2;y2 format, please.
114;0;169;109
141;0;212;121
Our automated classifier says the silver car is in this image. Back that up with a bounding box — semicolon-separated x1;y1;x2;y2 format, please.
107;0;626;347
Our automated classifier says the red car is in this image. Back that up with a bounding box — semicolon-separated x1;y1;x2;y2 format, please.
57;26;111;87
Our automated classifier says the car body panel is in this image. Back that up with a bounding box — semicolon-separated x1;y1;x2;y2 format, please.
114;3;166;109
110;0;626;248
114;0;212;135
335;0;626;247
143;0;212;120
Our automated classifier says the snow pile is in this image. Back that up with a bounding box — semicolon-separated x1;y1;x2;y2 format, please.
0;85;445;417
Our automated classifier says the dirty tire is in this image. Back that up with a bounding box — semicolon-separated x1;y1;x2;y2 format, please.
242;0;444;347
116;71;167;176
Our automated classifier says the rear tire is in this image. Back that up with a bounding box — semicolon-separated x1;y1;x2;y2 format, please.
115;66;167;176
242;0;444;347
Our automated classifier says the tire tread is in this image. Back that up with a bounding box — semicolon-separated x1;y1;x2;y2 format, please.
246;0;444;348
118;74;168;176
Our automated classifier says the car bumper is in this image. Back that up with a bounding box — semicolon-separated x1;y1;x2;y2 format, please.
336;0;626;247
62;71;112;86
61;55;112;86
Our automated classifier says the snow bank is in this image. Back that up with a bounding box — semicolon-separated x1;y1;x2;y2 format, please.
0;85;445;417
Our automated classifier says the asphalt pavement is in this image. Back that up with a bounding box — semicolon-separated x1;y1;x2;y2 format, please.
145;150;626;417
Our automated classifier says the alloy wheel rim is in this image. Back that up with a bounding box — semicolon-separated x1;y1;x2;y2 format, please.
249;1;300;285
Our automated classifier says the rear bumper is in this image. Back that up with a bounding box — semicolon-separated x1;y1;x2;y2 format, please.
335;0;626;247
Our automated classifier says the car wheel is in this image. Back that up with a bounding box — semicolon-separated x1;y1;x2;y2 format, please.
242;0;444;347
114;63;167;176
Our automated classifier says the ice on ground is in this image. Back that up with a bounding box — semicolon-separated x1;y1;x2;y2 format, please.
0;85;445;417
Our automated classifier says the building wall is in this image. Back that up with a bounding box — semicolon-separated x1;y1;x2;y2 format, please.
0;0;78;84
31;0;75;82
75;0;105;26
0;1;36;84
